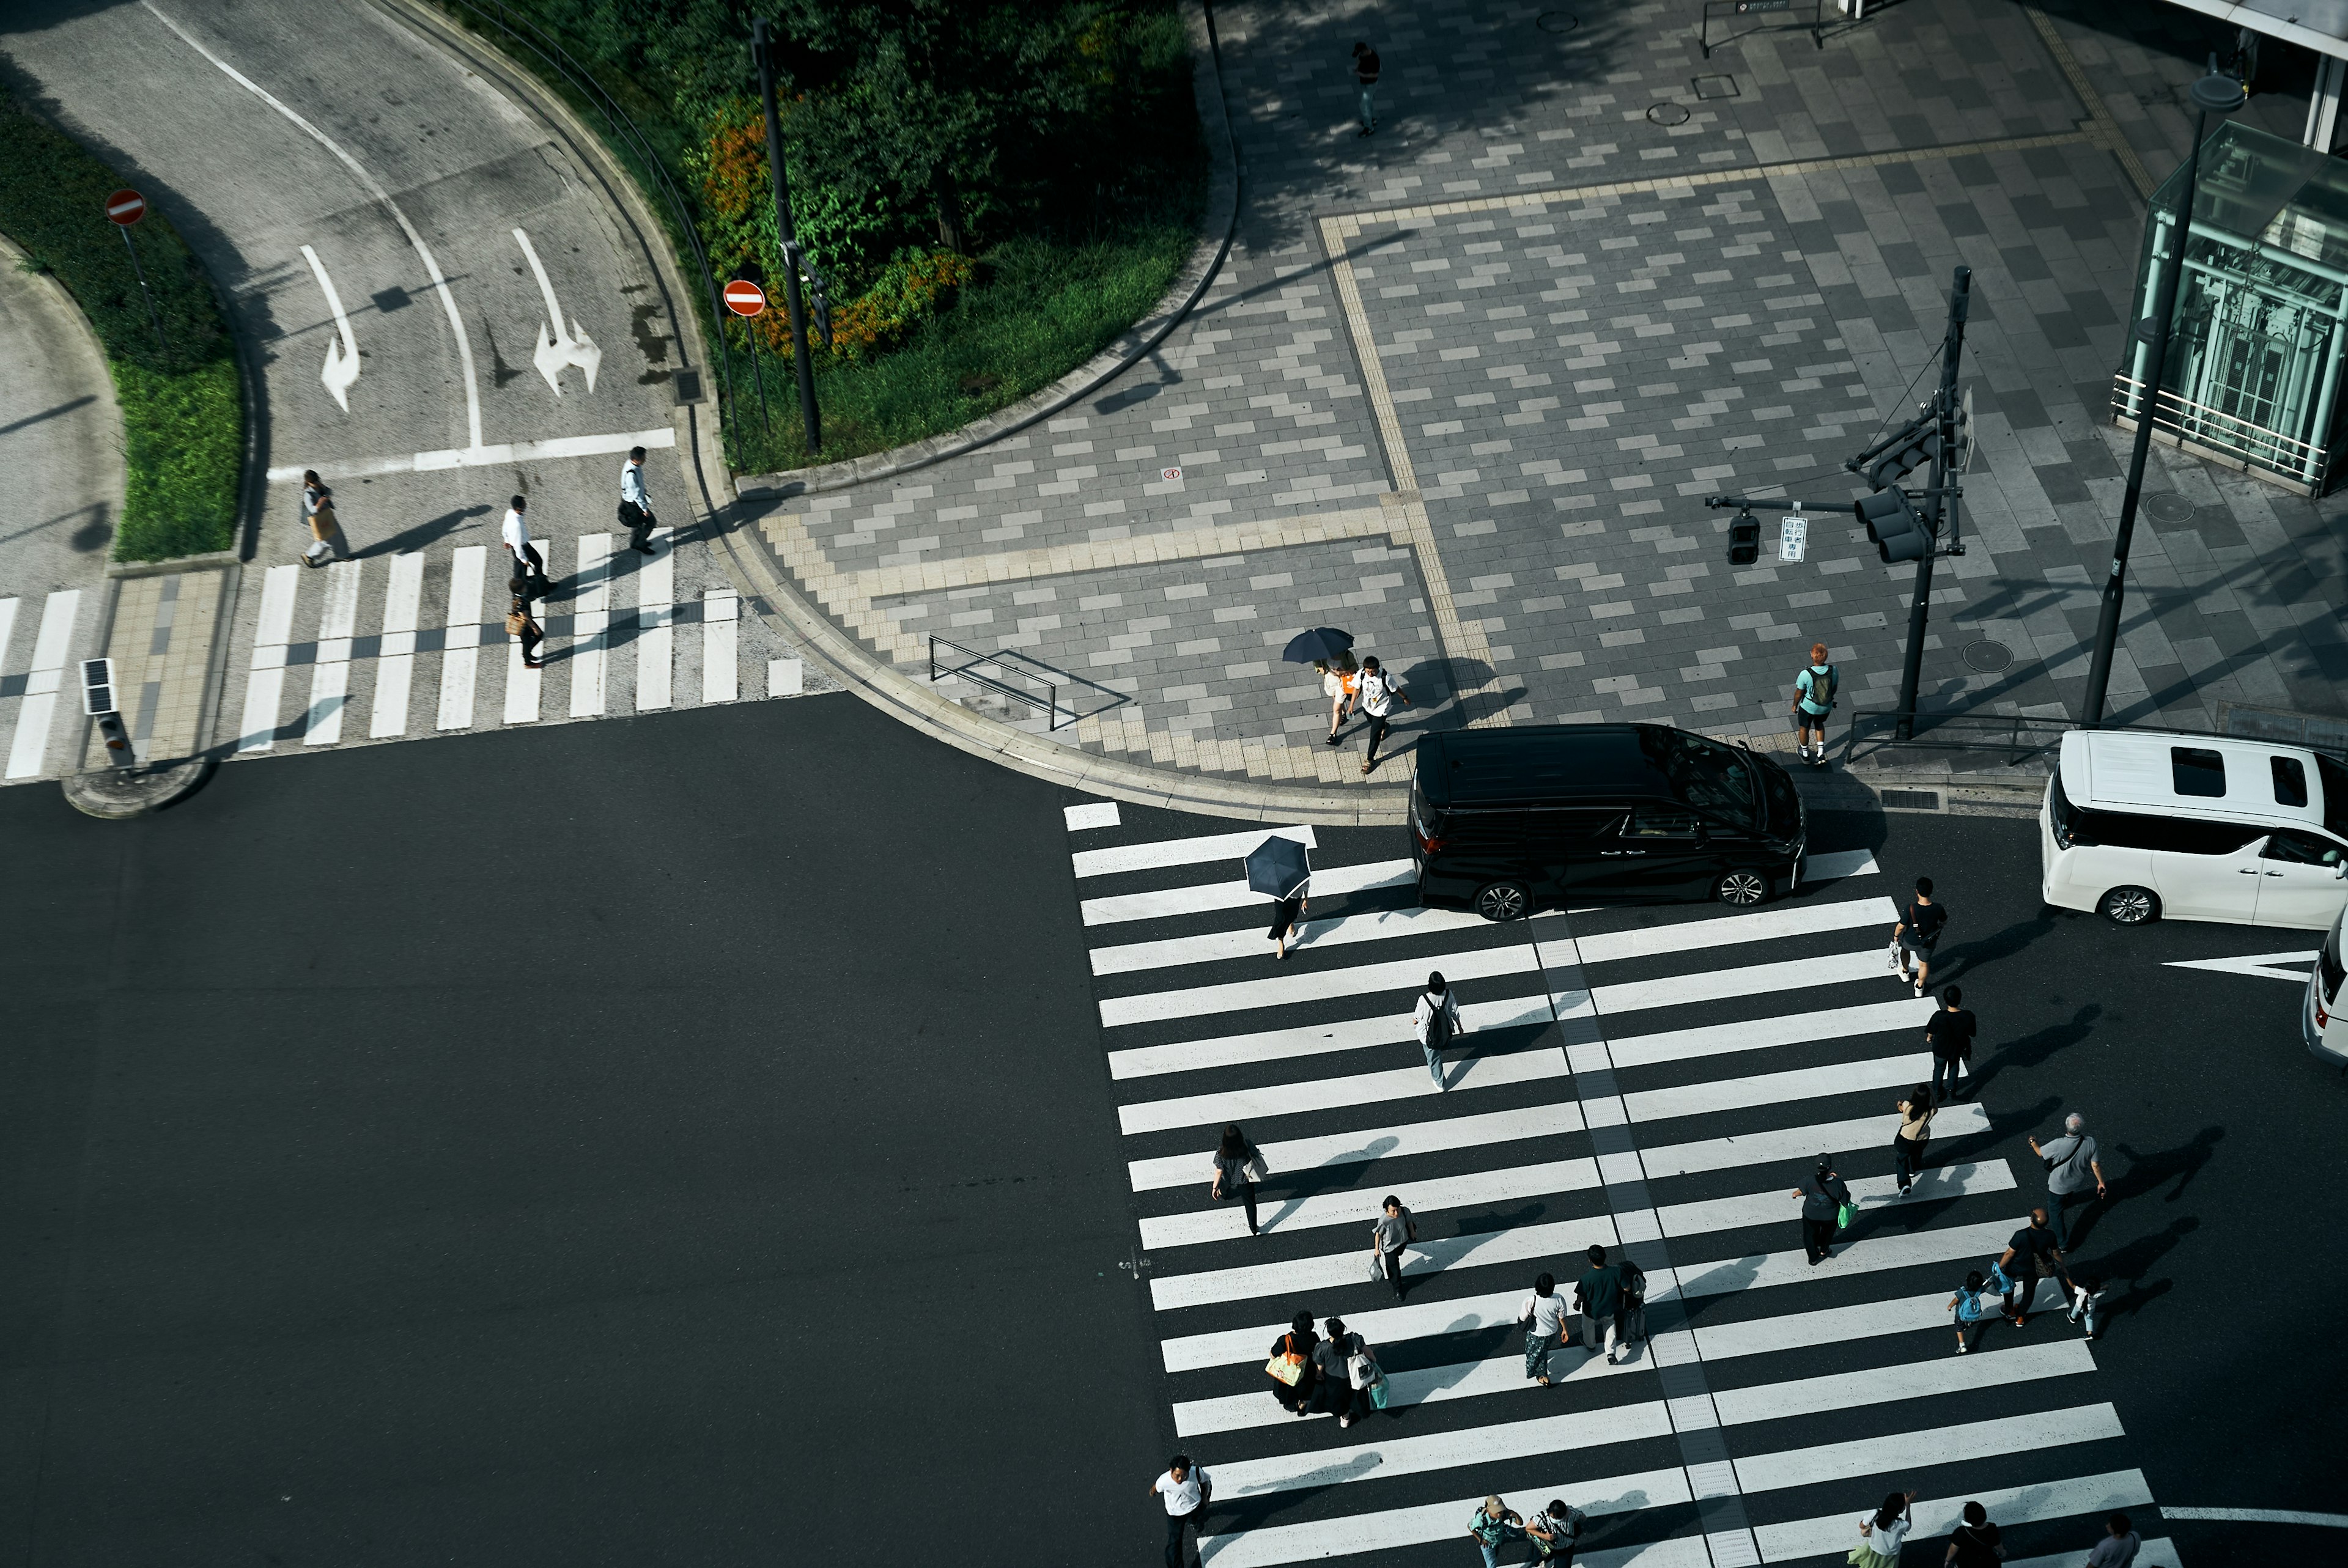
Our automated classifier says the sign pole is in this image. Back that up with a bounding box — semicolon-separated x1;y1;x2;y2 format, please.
1892;265;1971;742
747;320;772;434
106;188;168;359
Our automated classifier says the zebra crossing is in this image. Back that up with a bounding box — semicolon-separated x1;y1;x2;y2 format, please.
231;529;799;755
0;589;83;781
1068;804;2180;1568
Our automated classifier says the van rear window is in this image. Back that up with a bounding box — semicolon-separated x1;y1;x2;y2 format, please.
2171;747;2226;797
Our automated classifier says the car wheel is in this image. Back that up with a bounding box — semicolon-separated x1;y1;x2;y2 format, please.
2099;885;2160;926
1473;881;1532;922
1715;869;1770;907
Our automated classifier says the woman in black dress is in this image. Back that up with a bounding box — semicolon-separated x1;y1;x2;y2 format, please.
1266;882;1310;959
1266;1309;1318;1416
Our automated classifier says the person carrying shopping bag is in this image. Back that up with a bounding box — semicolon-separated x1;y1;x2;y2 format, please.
300;470;350;567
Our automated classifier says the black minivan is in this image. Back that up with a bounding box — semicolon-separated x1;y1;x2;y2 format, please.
1410;723;1806;920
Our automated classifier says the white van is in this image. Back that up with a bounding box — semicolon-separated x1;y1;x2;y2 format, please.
2040;729;2348;928
2310;905;2348;1066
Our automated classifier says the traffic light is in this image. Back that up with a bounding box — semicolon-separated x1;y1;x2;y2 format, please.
1727;507;1760;565
1860;413;1940;491
1856;488;1930;563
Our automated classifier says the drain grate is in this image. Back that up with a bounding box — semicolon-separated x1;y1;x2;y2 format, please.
1693;73;1740;99
1880;789;1942;811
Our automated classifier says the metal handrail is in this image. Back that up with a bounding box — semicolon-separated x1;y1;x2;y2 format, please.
435;0;737;435
927;637;1131;731
1840;710;2069;767
2110;375;2322;458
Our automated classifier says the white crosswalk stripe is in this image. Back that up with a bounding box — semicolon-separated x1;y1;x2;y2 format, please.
1058;808;2157;1564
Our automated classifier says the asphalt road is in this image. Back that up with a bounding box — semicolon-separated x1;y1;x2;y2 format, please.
2;707;2343;1564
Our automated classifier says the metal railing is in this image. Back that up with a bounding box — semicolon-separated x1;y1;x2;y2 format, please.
1699;0;1827;57
435;0;736;435
1840;710;2070;767
2110;373;2330;490
927;638;1132;731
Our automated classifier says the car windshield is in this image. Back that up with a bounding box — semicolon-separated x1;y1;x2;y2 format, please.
1647;729;1760;826
2320;754;2348;839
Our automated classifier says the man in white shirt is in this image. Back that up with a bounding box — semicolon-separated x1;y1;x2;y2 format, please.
501;494;545;586
1150;1454;1211;1568
619;446;657;555
1518;1272;1568;1385
1413;970;1462;1090
1354;655;1412;775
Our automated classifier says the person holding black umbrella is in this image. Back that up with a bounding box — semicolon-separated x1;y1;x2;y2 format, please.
1246;834;1313;960
1268;883;1309;959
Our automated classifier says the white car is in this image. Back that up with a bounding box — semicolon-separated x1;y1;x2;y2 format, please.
2040;729;2348;929
2309;904;2347;1067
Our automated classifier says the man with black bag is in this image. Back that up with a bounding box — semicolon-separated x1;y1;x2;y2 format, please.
1413;970;1461;1091
619;446;657;555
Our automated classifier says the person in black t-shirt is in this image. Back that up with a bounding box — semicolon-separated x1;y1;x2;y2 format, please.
1946;1501;2003;1567
1924;985;1977;1102
1888;876;1949;996
1995;1209;2075;1326
1352;42;1380;136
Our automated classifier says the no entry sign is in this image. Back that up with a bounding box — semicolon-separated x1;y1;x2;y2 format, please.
723;279;767;317
105;188;147;226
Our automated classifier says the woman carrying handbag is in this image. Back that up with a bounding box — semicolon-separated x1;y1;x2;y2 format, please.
1210;1124;1268;1236
1893;1084;1935;1197
1263;1310;1318;1418
300;470;349;566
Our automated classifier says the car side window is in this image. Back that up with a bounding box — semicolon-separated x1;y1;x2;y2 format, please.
1626;804;1704;839
2264;828;2345;866
2273;756;2309;808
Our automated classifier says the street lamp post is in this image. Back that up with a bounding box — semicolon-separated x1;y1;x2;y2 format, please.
2080;59;2246;727
751;18;821;457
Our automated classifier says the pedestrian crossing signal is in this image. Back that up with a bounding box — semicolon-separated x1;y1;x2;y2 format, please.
1856;489;1929;563
1727;507;1761;565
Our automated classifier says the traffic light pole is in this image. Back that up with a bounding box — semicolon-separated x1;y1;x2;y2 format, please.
752;19;821;457
1893;266;1971;742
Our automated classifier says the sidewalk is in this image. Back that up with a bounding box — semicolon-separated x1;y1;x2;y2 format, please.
726;0;2348;819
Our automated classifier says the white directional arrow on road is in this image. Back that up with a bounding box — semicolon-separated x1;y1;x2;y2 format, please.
300;243;360;411
2164;949;2319;984
512;227;601;395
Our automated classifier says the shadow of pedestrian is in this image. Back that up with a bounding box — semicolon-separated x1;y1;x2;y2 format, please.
1963;1007;2100;1102
355;504;489;559
2074;1215;2198;1338
2112;1126;2224;1207
1930;907;2060;988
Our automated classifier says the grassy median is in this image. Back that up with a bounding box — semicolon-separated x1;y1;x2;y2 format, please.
0;81;242;562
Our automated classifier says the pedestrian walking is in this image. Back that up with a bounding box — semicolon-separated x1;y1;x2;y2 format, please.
1317;651;1360;745
1926;986;1976;1102
1351;42;1380;136
1888;876;1948;996
1355;655;1412;775
1311;1316;1374;1427
1614;1253;1648;1353
1517;1272;1567;1385
1264;1309;1319;1416
1526;1499;1588;1564
1210;1124;1266;1236
1370;1194;1416;1297
1851;1492;1918;1568
1466;1497;1524;1568
1793;1154;1852;1265
1995;1207;2078;1327
2067;1274;2106;1340
1790;642;1837;765
502;494;547;586
2085;1514;2139;1568
1893;1083;1934;1196
1267;881;1309;960
1151;1454;1211;1568
2029;1113;2109;1252
506;590;544;669
300;471;350;566
1414;971;1462;1089
1946;1268;1990;1355
619;445;659;554
1573;1244;1626;1363
1944;1501;2004;1566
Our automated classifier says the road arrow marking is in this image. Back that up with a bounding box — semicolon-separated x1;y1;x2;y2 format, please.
300;244;360;412
2163;949;2318;984
512;227;601;395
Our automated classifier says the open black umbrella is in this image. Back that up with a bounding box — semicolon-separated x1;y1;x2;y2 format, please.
1281;627;1354;664
1244;834;1312;900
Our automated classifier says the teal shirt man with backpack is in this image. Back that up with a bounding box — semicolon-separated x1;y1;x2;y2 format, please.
1792;641;1838;765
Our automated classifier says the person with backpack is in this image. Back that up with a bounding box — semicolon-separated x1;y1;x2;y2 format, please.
1526;1499;1588;1564
1150;1454;1213;1568
1572;1244;1626;1363
1892;1083;1934;1196
1946;1268;1991;1354
1792;1155;1851;1265
1889;875;1949;998
1369;1194;1417;1297
1466;1498;1525;1568
1413;971;1462;1090
1790;642;1837;764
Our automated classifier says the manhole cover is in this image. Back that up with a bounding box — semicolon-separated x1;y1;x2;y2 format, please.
1693;73;1740;99
2144;492;2195;523
1647;102;1692;126
1962;639;2014;673
1537;10;1579;32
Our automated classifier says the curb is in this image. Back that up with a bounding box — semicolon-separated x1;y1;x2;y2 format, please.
62;759;213;820
733;0;1243;499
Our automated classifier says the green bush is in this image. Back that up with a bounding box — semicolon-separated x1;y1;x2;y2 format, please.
0;81;243;561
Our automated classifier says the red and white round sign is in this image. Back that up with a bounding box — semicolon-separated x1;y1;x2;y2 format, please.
105;188;147;226
723;279;767;317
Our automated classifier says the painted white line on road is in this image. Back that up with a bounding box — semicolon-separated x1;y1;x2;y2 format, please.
1671;1218;2019;1303
1128;1103;1582;1194
2007;1544;2182;1568
1092;902;1493;976
569;534;610;718
298;244;360;411
2163;951;2319;983
1574;896;1897;965
1140;1156;1600;1250
513;227;601;394
1595;945;1894;1015
436;547;485;731
1755;1470;2152;1562
1205;1397;1670;1501
1713;1338;2094;1427
1063;801;1121;831
1083;856;1414;926
369;553;423;738
1625;1051;1930;1124
635;530;673;712
1607;996;1935;1069
1148;1213;1617;1312
300;558;361;745
1193;1469;1695;1568
702;588;737;703
145;2;482;451
1116;1046;1567;1135
0;598;20;675
4;591;80;779
1804;847;1879;880
768;657;802;696
2158;1507;2348;1526
1639;1100;1990;1180
1107;993;1557;1080
1072;824;1316;879
264;427;679;485
235;567;299;753
1100;940;1540;1028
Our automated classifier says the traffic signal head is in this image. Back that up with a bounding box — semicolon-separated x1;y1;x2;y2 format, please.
1856;489;1929;563
1727;508;1760;565
1862;420;1940;491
